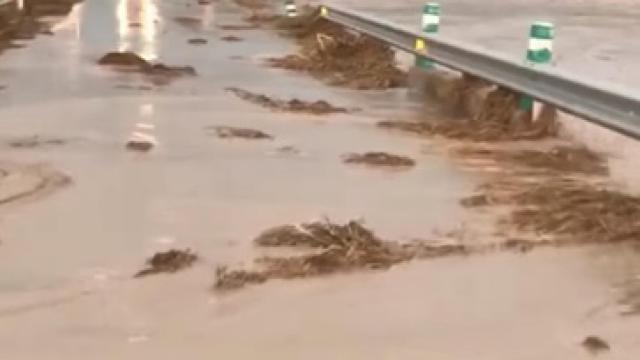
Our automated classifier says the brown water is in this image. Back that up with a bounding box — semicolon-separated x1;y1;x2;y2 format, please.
0;0;639;359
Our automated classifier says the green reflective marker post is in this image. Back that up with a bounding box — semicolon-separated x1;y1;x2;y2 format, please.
416;2;440;69
519;22;554;112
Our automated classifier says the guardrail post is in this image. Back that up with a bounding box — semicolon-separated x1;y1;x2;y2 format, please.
284;0;297;18
518;22;554;114
416;2;440;69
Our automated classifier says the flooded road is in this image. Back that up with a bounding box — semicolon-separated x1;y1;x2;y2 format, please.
0;0;639;358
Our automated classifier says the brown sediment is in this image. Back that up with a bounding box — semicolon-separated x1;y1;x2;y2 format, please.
98;52;196;85
126;140;154;152
582;336;610;354
98;51;149;68
188;38;208;45
266;18;407;90
208;125;273;140
244;12;280;24
343;152;416;167
226;87;348;115
22;0;80;17
0;0;80;51
460;194;490;208
218;24;258;30
7;135;68;148
135;249;198;278
214;220;469;291
380;72;557;142
214;267;267;290
173;16;201;29
455;145;608;176
507;178;640;245
378;98;554;142
221;35;243;42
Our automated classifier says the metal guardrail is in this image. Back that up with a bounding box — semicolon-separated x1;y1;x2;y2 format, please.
320;5;640;140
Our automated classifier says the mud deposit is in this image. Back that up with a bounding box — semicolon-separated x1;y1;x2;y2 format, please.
379;110;553;142
455;146;608;176
244;12;280;25
23;0;80;17
455;143;640;247
135;249;198;278
383;76;556;141
7;135;68;148
221;35;243;42
267;19;407;90
226;87;348;115
0;0;79;50
98;52;196;85
343;152;416;167
508;178;640;244
218;24;258;30
188;38;208;45
582;336;610;354
208;125;273;140
126;140;154;152
215;220;468;291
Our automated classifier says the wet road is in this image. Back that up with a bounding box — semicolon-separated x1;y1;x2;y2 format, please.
0;0;639;359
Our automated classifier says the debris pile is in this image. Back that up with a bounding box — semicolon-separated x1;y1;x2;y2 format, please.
343;152;416;167
226;87;348;115
455;146;608;176
135;249;198;278
267;19;407;90
208;125;273;140
379;86;556;141
98;52;196;85
23;0;80;17
214;220;468;291
5;0;81;43
508;178;640;245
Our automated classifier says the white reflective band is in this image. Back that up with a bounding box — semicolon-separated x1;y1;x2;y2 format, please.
285;4;296;10
528;38;552;51
422;14;440;26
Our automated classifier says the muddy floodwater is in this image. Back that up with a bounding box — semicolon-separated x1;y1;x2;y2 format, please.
0;0;639;359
